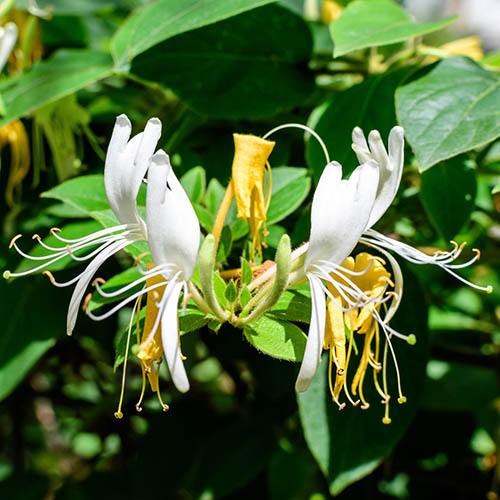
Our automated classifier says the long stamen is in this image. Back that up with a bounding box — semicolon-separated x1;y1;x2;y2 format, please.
94;267;170;299
86;281;168;321
114;296;140;419
49;224;133;244
363;231;492;293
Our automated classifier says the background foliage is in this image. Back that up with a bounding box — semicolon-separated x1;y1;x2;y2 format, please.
0;0;498;498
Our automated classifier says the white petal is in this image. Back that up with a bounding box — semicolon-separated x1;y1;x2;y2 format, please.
295;275;326;392
161;281;190;393
305;161;379;270
146;150;200;281
351;126;405;228
66;239;128;335
104;115;161;227
0;23;18;73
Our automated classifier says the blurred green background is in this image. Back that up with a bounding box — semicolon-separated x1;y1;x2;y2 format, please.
0;0;498;499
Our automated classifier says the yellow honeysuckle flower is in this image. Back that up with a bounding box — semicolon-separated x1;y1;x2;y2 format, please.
231;133;275;259
0;119;30;207
439;36;484;61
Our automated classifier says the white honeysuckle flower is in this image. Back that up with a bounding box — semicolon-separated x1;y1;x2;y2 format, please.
4;114;162;335
295;125;491;394
87;151;201;394
0;22;18;73
352;126;491;292
296;160;381;392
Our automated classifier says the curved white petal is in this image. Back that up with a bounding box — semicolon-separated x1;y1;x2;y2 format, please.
305;160;379;271
104;115;161;227
161;280;190;393
146;150;200;281
352;126;405;228
0;23;18;73
66;239;129;335
295;275;326;392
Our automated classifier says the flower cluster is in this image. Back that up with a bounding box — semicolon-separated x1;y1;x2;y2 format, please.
4;115;491;421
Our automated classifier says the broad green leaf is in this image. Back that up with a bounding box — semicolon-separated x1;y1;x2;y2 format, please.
204;178;226;215
112;0;277;65
420;156;477;240
42;175;108;214
297;272;429;495
244;315;306;361
268;167;311;224
14;219;105;274
0;278;65;401
0;50;113;126
331;0;455;57
307;69;408;180
180;166;206;204
131;5;314;119
269;287;311;323
396;57;500;170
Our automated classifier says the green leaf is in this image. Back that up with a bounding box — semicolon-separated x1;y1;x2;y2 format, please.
396;57;500;170
297;272;429;495
307;69;408;180
268;167;311;224
0;278;65;401
14;220;105;274
244;315;306;361
0;50;113;126
41;174;108;214
420;156;477;240
131;5;314;119
112;0;277;65
180;166;206;204
241;258;253;286
331;0;455;57
34;0;116;14
204;177;226;215
225;280;238;303
268;287;311;323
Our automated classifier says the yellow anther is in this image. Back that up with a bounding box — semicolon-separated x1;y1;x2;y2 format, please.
50;227;61;235
382;417;392;425
114;411;123;419
43;270;56;284
92;277;106;287
133;252;150;266
32;234;40;240
398;396;407;404
82;293;92;311
3;270;11;280
9;234;22;248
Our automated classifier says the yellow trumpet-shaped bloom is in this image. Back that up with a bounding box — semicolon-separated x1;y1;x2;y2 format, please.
439;36;483;61
231;133;275;259
323;252;402;422
0;120;31;207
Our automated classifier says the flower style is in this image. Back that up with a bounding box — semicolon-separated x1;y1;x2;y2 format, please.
3;114;162;335
87;151;201;397
0;22;17;73
296;125;491;403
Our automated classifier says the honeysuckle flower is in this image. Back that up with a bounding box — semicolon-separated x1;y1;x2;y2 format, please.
0;22;17;73
3;114;162;336
212;133;275;261
352;126;491;293
87;150;201;403
295;125;490;412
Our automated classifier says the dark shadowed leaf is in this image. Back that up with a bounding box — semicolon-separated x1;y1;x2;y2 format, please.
131;5;314;119
307;69;408;181
420;156;477;240
112;0;277;65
